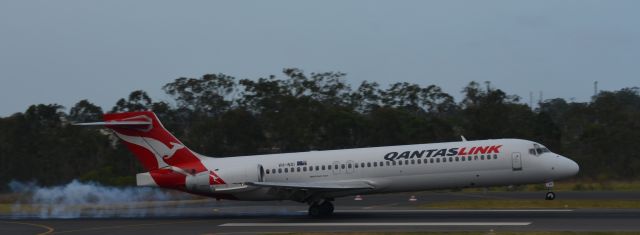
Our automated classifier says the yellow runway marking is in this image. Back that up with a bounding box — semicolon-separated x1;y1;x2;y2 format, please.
1;221;55;235
52;220;204;234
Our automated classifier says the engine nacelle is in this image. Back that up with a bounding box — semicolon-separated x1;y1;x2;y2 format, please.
184;164;264;194
215;164;264;186
185;171;215;194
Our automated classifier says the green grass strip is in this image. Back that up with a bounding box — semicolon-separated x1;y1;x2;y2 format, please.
421;199;640;209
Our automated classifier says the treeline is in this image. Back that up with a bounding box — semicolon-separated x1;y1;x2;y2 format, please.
1;68;639;189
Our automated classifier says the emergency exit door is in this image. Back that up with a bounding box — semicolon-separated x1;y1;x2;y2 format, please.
511;152;523;171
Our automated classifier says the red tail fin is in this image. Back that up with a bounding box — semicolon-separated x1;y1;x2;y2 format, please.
102;111;207;174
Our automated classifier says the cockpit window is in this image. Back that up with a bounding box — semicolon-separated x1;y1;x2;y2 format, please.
530;144;550;156
536;147;550;154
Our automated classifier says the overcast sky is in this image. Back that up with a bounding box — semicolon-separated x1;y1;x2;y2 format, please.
1;0;639;116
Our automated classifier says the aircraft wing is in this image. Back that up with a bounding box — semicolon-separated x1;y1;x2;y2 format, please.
247;180;374;190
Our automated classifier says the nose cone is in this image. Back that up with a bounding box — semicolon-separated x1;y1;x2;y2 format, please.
560;156;580;178
568;158;579;175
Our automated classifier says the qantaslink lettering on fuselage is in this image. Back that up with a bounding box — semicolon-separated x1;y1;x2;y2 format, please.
383;145;502;161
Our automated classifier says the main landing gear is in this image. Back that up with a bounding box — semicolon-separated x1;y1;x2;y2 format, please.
545;181;556;200
308;200;334;217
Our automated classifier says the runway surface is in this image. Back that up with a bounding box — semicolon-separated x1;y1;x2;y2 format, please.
2;191;640;234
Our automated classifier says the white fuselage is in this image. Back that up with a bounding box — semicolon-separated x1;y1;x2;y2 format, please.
194;138;579;201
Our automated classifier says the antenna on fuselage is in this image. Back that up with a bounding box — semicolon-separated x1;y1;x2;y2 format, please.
461;136;468;142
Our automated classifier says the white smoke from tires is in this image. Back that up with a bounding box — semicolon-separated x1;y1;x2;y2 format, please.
8;180;194;219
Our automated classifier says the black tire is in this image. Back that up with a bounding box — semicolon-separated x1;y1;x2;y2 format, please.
545;192;556;200
308;204;321;217
320;201;334;215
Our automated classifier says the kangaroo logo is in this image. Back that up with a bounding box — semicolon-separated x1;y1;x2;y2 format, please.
115;132;185;169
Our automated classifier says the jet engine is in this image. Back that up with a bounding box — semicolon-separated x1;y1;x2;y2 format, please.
184;164;264;194
185;171;216;193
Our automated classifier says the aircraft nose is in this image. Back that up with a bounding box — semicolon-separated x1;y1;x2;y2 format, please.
561;156;580;177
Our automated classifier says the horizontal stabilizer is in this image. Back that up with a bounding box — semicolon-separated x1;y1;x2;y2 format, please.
74;121;152;126
136;172;157;187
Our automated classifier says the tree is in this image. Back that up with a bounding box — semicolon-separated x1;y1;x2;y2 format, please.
110;90;153;113
69;100;103;122
162;74;236;116
4;70;640;189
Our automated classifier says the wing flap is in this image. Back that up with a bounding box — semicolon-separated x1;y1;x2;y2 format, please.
247;181;374;190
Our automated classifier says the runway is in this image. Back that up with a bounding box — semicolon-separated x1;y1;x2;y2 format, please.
2;191;640;234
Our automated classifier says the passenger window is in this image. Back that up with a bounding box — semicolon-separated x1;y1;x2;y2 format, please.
392;161;397;166
373;162;378;167
341;164;345;169
411;159;415;164
285;168;289;173
303;167;307;172
430;159;434;163
443;158;447;162
417;159;422;164
399;161;403;165
481;155;485;160
474;156;478;160
355;163;359;168
455;157;459;161
335;164;339;169
494;154;498;159
322;165;326;170
449;157;453;162
297;167;301;172
266;169;270;174
367;162;371;167
386;161;391;166
278;168;282;173
436;158;440;163
348;164;352;168
380;161;384;166
328;165;332;170
405;160;409;165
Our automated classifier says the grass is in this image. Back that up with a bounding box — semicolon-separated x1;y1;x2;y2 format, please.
275;232;640;235
0;203;11;213
421;199;640;209
459;181;640;192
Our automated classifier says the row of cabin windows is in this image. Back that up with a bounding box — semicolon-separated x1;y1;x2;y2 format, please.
265;154;499;175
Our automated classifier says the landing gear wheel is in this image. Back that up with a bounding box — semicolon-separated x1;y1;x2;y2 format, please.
544;181;555;200
545;191;556;200
308;201;334;217
308;204;322;217
320;201;334;215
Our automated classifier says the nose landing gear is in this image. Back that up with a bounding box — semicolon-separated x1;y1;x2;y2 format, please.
545;191;556;200
545;181;555;200
308;199;334;217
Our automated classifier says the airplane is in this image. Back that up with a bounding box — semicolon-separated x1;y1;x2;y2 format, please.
77;111;579;217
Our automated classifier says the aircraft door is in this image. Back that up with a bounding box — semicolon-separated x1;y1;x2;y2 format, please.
258;164;265;182
346;160;355;174
511;152;523;171
332;161;341;175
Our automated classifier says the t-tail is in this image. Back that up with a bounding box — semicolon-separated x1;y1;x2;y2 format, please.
76;111;224;190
